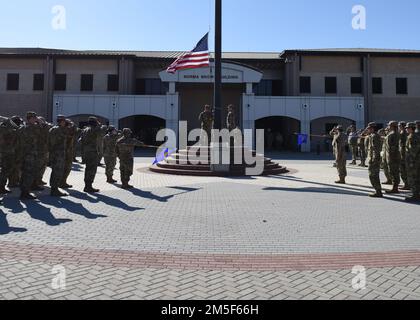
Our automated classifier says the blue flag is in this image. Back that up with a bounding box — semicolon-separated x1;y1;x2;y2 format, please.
297;134;308;146
153;148;176;165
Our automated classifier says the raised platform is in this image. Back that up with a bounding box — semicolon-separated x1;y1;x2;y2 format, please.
150;146;288;177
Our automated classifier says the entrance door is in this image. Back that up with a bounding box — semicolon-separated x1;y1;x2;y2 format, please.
178;83;244;135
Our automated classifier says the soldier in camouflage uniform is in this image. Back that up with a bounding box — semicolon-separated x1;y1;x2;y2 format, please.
116;128;144;189
8;116;24;188
330;126;348;184
48;115;68;197
198;105;214;146
19;112;40;200
226;104;237;131
347;125;358;165
384;121;401;194
81;117;106;193
378;127;392;185
103;126;120;183
399;121;409;190
60;119;77;189
405;122;420;202
366;122;383;198
97;125;108;166
35;117;52;187
0;117;19;194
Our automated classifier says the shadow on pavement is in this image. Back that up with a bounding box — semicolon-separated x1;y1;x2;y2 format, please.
0;210;27;235
22;200;72;226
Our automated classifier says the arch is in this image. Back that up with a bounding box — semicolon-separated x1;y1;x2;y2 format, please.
310;116;356;153
119;115;166;146
256;116;301;152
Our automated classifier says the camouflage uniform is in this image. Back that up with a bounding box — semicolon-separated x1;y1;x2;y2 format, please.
357;133;367;167
331;128;347;183
81;118;106;191
48;123;67;191
35;121;52;186
199;109;214;145
0;118;19;193
348;127;358;165
103;129;120;182
97;125;108;165
116;129;143;188
8;118;24;188
227;110;236;131
61;121;77;188
367;125;383;196
19;115;39;198
399;124;408;188
405;123;420;201
384;123;400;192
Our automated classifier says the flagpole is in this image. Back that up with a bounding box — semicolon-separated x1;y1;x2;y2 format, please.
213;0;222;131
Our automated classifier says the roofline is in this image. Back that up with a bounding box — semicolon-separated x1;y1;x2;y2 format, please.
280;49;420;58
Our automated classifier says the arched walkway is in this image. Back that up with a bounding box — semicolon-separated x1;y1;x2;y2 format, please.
256;116;301;152
119;115;166;146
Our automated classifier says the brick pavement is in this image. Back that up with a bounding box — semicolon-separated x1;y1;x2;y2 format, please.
0;154;420;300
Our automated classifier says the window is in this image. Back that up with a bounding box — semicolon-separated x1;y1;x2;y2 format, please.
135;79;167;95
351;77;363;94
7;73;19;91
81;74;94;92
107;74;119;92
325;77;337;94
372;77;382;94
54;74;67;91
300;77;311;94
396;78;408;95
253;80;283;96
33;74;44;91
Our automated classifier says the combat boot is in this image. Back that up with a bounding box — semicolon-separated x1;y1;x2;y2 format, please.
20;191;37;200
51;188;68;197
60;183;73;189
386;185;400;194
106;177;117;184
84;184;100;193
401;185;411;191
0;187;11;195
369;191;383;198
335;178;346;184
382;181;392;185
122;183;134;190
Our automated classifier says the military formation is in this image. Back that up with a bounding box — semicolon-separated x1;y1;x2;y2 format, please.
330;120;420;202
0;112;144;203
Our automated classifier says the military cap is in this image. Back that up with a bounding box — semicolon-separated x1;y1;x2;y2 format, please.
122;128;132;136
366;122;377;129
388;121;398;127
88;116;98;122
57;115;66;121
399;121;407;127
26;111;37;119
406;122;416;129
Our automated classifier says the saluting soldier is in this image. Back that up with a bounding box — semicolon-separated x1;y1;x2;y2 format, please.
384;121;401;194
399;121;409;190
60;119;77;189
330;125;348;184
366;122;383;198
19;112;40;200
48;115;68;197
103;126;120;183
116;128;144;189
405;122;420;202
199;105;214;146
80;117;106;193
0;117;19;194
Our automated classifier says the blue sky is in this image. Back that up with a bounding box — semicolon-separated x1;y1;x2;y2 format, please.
0;0;419;52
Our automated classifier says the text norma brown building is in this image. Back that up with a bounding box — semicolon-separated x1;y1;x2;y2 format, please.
1;47;420;151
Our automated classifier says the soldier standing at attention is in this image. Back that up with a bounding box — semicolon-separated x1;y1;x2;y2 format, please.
226;104;237;131
330;126;348;184
384;121;401;194
116;128;144;189
379;127;392;186
366;122;383;198
405;122;420;202
0;117;19;194
357;129;368;167
81;117;103;193
199;105;214;146
97;124;108;167
103;126;120;184
8;116;24;188
347;125;358;165
35;117;52;187
399;121;409;190
60;119;77;189
19;112;40;200
49;115;68;197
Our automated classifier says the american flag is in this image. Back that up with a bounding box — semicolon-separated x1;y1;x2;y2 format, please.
166;33;210;74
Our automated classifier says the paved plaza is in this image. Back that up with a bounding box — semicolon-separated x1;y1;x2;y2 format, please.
1;153;420;300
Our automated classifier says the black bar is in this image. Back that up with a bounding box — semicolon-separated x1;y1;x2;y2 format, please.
213;0;222;130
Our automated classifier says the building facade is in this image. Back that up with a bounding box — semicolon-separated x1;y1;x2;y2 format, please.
1;48;419;151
